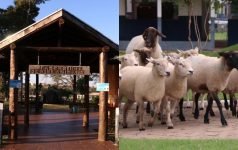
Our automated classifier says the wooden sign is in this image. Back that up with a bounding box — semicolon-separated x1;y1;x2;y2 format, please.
29;65;90;75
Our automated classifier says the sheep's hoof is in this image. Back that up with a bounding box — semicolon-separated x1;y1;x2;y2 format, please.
148;122;153;127
194;113;199;119
179;115;186;122
139;128;145;131
200;108;204;110
225;104;229;110
232;111;236;117
167;126;174;129
210;111;215;117
221;119;228;126
204;118;209;124
122;124;128;128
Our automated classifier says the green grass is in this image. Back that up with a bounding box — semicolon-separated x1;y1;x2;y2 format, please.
209;32;227;41
120;138;238;150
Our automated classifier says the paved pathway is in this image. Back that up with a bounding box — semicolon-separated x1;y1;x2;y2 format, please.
1;109;118;150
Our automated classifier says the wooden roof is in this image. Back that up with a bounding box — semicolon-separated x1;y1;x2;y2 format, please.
0;9;118;73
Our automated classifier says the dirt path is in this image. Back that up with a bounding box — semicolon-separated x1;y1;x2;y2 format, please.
119;107;238;139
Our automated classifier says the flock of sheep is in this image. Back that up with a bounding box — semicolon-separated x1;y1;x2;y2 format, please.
118;27;238;131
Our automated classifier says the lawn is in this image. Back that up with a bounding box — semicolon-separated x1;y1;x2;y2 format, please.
120;138;238;150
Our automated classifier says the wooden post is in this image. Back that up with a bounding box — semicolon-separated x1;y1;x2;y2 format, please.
24;72;29;127
98;47;108;141
35;74;39;113
73;75;77;103
9;43;18;140
83;75;89;127
20;72;23;103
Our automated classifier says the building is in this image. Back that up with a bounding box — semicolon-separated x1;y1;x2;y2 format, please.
120;0;217;50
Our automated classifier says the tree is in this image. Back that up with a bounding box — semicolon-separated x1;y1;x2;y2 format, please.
184;0;238;50
0;0;49;40
0;0;50;100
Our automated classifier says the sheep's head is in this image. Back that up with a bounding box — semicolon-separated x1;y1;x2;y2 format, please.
120;53;139;68
178;47;199;58
169;58;194;77
219;51;238;70
147;57;170;77
134;47;152;66
142;27;166;48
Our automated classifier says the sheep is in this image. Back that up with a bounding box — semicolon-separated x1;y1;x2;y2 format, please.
126;27;166;65
118;52;139;79
166;47;199;59
179;51;238;126
119;57;170;131
119;52;139;69
159;57;194;129
223;69;238;117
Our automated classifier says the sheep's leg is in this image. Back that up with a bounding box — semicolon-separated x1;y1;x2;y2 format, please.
170;100;178;119
138;101;145;131
136;104;139;114
213;93;228;126
194;93;201;119
136;103;140;124
148;101;161;127
192;92;196;114
209;106;215;116
204;93;213;124
161;98;167;125
146;101;151;114
230;93;237;117
229;93;234;112
122;100;134;128
179;98;186;121
166;100;173;129
160;99;167;124
223;92;229;110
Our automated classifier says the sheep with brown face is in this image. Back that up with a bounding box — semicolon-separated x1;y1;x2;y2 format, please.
126;27;166;65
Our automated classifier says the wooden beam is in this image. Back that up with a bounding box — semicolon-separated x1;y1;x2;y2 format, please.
21;46;110;53
57;18;65;47
83;75;89;127
35;74;39;113
73;75;77;103
9;43;18;140
24;72;29;127
98;50;108;141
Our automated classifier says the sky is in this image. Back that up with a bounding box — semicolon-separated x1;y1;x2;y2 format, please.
0;0;119;44
0;0;118;84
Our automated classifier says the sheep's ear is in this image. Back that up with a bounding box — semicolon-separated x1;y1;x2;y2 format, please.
146;57;154;63
177;49;182;53
157;30;166;38
167;56;176;65
142;28;149;40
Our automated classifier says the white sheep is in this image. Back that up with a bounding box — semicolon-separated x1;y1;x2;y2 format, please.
119;52;139;69
126;27;165;65
159;58;193;129
179;52;238;126
223;69;238;116
119;57;170;130
166;47;199;59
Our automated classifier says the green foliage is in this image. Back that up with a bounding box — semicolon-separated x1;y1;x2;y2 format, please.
0;0;49;39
